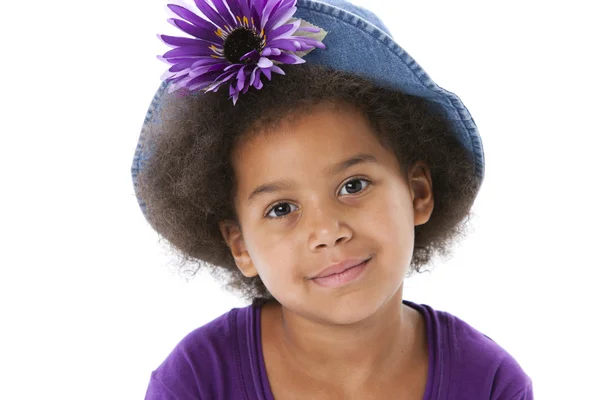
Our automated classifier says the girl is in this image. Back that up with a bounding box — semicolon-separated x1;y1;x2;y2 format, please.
133;0;533;398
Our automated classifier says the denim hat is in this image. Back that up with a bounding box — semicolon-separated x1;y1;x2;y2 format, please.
132;0;485;221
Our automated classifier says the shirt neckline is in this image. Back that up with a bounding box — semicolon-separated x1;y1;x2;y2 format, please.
242;298;439;400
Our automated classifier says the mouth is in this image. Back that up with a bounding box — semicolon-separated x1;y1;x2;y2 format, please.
310;257;372;289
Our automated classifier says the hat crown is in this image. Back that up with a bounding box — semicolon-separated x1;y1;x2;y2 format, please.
305;0;393;37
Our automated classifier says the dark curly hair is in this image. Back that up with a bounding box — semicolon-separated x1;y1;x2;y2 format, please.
136;63;481;302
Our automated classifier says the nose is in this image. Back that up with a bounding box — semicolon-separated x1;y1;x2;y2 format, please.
306;202;353;251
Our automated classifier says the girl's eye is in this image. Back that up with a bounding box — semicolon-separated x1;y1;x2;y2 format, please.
266;203;299;219
339;178;371;196
265;178;371;219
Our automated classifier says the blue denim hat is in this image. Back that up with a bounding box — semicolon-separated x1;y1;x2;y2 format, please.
132;0;484;221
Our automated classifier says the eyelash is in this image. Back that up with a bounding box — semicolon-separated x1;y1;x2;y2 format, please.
264;177;372;220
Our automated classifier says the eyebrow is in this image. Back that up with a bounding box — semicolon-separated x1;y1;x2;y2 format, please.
246;153;379;205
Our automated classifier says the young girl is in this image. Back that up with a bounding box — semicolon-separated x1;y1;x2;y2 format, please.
133;0;533;398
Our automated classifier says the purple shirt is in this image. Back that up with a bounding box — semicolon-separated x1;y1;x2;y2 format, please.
145;299;533;399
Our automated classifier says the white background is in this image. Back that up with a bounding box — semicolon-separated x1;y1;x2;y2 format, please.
1;0;599;398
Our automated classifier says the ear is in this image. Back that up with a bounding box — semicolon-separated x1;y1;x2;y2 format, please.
218;219;259;278
408;162;434;227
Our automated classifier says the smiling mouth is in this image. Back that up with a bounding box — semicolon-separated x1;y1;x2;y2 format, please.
310;257;372;288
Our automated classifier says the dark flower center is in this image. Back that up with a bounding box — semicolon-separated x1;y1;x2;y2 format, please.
223;27;264;63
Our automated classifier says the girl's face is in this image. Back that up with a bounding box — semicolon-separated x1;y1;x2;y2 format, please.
220;103;433;325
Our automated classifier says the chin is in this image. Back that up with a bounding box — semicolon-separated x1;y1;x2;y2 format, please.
311;291;390;326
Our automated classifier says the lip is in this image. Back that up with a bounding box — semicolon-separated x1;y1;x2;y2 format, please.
310;256;372;279
310;258;371;288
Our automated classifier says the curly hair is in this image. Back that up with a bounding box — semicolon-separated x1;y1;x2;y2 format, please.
136;63;481;302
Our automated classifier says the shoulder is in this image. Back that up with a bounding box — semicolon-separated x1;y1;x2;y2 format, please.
407;301;534;400
145;304;253;400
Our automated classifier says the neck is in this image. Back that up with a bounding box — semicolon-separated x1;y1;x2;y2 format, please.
265;287;420;388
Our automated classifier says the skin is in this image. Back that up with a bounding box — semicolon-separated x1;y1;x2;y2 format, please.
219;102;434;399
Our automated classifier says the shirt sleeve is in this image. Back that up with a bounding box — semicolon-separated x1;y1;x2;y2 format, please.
144;373;178;400
144;371;203;400
488;352;533;400
505;383;534;400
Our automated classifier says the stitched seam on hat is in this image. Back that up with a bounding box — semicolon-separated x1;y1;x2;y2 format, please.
298;1;456;101
133;80;169;214
297;1;471;113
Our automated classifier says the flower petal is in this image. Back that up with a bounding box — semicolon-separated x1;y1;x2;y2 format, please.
205;70;238;92
236;65;247;90
249;1;263;29
265;4;297;32
240;49;260;62
292;42;310;51
268;20;301;42
170;74;197;90
265;38;298;52
161;56;221;64
168;18;222;43
216;69;240;83
252;67;264;89
161;68;190;81
224;0;242;21
189;62;229;77
230;82;241;104
224;63;244;71
262;67;272;81
293;36;326;49
186;71;223;91
163;45;216;58
250;0;267;17
257;57;273;68
168;59;196;72
261;47;281;56
193;0;229;28
159;55;218;65
242;77;251;94
234;0;252;23
157;55;170;64
269;52;304;64
269;64;285;75
166;4;214;31
260;0;283;30
158;33;219;48
210;0;237;28
192;58;224;68
295;26;320;33
248;66;257;88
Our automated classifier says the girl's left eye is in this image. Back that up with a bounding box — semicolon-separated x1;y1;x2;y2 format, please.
339;178;371;196
265;178;371;219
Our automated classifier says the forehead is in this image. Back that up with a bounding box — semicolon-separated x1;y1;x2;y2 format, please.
231;104;401;201
233;103;381;162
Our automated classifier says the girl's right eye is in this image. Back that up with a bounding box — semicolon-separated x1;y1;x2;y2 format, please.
265;202;299;219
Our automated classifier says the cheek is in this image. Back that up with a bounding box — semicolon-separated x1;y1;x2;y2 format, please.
247;233;300;283
252;246;306;305
364;190;415;259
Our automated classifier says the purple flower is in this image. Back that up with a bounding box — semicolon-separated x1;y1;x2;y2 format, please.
158;0;327;104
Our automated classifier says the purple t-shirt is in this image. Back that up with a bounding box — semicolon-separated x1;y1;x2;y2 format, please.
145;299;533;399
